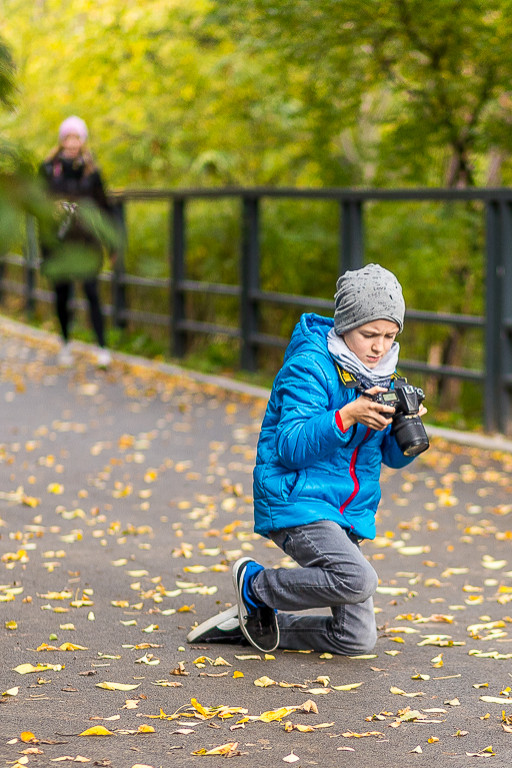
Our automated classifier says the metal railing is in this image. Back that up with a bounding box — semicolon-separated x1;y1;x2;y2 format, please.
2;186;512;434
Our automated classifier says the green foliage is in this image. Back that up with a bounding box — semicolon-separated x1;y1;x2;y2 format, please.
2;2;511;426
0;37;16;109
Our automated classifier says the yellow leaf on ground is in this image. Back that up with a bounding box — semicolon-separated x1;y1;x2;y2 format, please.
95;682;140;691
79;726;114;736
5;620;18;630
390;686;425;697
137;725;155;733
259;707;298;722
59;643;88;651
480;695;512;704
20;732;38;743
254;676;277;687
13;663;63;674
190;698;209;717
192;742;239;756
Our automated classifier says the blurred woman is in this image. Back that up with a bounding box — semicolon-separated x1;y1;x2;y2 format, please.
39;116;117;367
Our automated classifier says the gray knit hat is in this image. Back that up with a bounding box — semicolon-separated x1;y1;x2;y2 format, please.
334;263;405;335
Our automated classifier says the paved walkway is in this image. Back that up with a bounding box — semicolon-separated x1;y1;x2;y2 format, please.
1;317;512;766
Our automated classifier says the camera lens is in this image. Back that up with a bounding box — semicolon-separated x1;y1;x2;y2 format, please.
392;414;429;456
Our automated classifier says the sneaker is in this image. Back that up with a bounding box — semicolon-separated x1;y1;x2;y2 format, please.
96;348;112;368
57;341;73;368
187;605;246;644
232;557;279;653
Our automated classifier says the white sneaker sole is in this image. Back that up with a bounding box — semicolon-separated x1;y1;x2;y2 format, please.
186;605;238;643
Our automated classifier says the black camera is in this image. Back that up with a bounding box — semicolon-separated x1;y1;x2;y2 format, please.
364;379;429;457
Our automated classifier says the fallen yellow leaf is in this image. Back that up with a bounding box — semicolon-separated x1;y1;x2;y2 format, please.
95;682;141;691
5;620;18;630
20;732;38;743
192;742;239;756
259;707;298;722
79;726;114;736
13;663;64;675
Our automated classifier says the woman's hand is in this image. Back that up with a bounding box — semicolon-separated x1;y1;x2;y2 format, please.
338;386;396;432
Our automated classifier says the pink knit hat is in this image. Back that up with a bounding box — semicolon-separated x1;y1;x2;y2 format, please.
58;116;88;143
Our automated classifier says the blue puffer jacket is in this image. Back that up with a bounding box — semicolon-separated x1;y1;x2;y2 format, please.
253;313;415;540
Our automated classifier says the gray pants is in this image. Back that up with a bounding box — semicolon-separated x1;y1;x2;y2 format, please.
252;520;378;655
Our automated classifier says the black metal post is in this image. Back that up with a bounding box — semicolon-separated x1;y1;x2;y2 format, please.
110;199;128;329
171;197;187;358
484;200;502;433
24;215;38;316
240;195;260;371
499;201;512;435
340;200;364;273
0;257;5;303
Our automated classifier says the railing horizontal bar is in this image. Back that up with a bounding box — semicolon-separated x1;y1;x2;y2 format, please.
176;279;240;297
117;274;169;289
249;291;484;328
398;360;484;381
111;186;512;203
116;308;169;326
176;319;241;338
405;309;484;328
0;279;26;295
251;289;332;310
249;332;289;349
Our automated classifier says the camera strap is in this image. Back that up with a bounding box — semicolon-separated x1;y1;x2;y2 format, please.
334;364;359;388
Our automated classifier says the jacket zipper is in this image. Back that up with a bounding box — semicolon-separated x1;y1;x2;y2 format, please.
339;427;371;519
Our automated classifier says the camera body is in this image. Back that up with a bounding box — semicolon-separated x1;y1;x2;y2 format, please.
364;379;429;457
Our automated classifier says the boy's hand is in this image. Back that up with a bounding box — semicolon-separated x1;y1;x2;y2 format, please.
338;386;396;432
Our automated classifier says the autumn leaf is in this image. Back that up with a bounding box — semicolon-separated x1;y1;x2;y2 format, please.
5;620;18;630
20;731;38;743
390;686;425;697
480;696;512;704
13;663;64;674
192;742;239;756
259;707;300;722
135;653;160;665
95;682;140;691
282;752;300;763
78;726;114;736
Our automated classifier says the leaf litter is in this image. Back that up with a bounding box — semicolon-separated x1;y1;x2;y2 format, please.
3;326;512;761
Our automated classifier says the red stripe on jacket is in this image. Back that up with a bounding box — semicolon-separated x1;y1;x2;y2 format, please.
339;428;371;517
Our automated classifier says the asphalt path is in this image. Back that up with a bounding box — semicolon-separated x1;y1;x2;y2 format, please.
1;317;512;767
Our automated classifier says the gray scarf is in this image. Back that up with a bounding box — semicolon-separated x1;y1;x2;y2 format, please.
327;328;399;390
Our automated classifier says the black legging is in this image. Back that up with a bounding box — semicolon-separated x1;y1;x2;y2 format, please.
54;278;105;347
